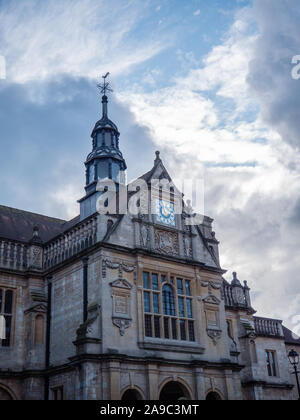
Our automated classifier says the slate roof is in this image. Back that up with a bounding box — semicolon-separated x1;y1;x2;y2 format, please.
283;325;300;346
0;205;80;244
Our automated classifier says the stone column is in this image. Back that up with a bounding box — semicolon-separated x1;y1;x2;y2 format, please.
109;361;121;400
193;367;206;400
147;363;159;400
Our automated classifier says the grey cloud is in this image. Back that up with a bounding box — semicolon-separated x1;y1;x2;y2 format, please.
247;0;300;150
0;76;156;218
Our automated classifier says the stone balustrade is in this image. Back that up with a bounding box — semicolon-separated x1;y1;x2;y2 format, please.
254;316;283;338
43;215;98;269
0;216;98;271
0;240;28;270
223;282;234;307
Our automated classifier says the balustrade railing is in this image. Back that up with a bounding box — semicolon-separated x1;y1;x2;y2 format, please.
0;215;98;271
0;240;28;270
43;215;97;269
254;316;283;337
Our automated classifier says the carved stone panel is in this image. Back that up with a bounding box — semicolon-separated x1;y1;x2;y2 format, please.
110;279;132;336
154;229;179;256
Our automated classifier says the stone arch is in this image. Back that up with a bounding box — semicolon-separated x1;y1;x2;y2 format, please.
121;386;145;401
0;384;17;400
158;378;193;401
205;389;224;400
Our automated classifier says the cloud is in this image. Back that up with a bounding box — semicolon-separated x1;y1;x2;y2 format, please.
0;0;168;84
247;0;300;150
117;2;300;329
193;9;201;16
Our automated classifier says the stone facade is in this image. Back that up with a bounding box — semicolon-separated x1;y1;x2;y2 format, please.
0;90;299;401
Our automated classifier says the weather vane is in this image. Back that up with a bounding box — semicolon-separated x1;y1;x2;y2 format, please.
97;72;113;96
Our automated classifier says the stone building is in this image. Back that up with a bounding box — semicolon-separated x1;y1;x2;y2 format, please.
0;87;299;401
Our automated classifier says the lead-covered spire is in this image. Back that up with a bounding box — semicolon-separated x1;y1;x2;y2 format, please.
79;73;127;220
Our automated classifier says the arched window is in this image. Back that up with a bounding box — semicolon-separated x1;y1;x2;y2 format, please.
34;315;44;345
162;285;175;316
206;391;222;400
143;272;195;342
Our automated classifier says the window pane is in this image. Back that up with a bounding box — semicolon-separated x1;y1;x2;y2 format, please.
266;351;272;376
180;320;186;341
164;317;170;339
186;299;193;318
145;315;152;337
188;321;195;342
144;292;151;313
162;285;175;316
152;274;158;291
161;275;166;284
185;281;191;296
143;272;150;289
4;290;13;314
271;352;277;376
170;276;174;284
178;297;185;317
2;315;12;347
177;278;183;294
0;289;2;312
153;293;160;314
171;318;177;340
154;316;161;338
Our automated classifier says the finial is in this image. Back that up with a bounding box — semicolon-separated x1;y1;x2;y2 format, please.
30;226;42;244
97;72;113;118
233;272;237;279
154;150;161;164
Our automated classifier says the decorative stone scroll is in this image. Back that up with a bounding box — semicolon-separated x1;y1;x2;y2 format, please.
154;229;179;256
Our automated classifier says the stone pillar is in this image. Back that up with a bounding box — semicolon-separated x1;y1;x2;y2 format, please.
109;361;120;400
147;363;159;400
224;369;236;400
193;367;206;400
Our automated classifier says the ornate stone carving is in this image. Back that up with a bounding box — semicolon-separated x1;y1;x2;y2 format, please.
112;318;131;336
29;245;43;269
207;328;222;345
202;294;221;305
102;259;135;280
110;277;133;336
154;229;179;256
201;281;222;292
140;224;150;248
183;234;192;258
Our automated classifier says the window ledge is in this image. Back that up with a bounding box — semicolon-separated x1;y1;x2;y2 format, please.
138;340;205;354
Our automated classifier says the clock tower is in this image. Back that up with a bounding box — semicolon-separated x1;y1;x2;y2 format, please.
79;74;127;221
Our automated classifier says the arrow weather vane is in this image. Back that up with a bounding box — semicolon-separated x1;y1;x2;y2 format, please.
97;72;113;96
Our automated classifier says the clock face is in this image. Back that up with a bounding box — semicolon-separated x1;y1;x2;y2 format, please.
156;199;176;226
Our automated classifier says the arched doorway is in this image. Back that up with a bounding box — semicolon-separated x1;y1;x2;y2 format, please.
0;386;14;400
159;381;191;401
121;389;143;401
206;391;222;401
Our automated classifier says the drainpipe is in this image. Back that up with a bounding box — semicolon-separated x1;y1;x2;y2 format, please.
44;275;52;401
82;257;89;322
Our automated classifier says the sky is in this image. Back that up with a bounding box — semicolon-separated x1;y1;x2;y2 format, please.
0;0;300;335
